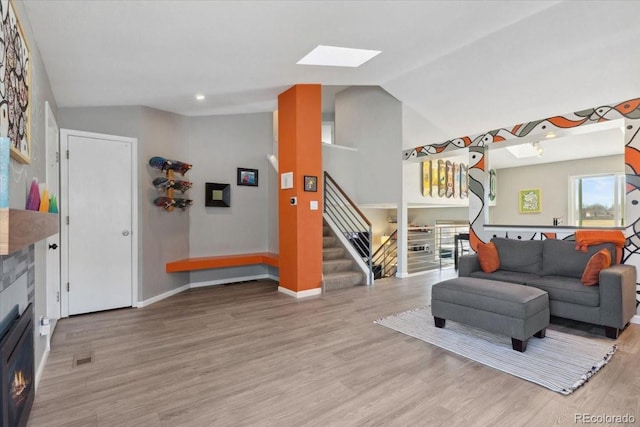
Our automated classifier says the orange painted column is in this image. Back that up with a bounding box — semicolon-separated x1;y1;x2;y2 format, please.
277;84;323;297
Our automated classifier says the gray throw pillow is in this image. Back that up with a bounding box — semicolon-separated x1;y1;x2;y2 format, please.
542;239;616;278
491;237;543;275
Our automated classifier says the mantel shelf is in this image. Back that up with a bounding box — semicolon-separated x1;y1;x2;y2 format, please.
0;209;59;255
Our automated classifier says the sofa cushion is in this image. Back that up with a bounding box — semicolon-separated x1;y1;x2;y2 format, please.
581;249;612;285
470;270;540;285
542;239;616;278
491;237;543;274
526;276;600;307
477;242;500;273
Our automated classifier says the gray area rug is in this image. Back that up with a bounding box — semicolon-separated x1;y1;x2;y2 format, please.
375;307;617;395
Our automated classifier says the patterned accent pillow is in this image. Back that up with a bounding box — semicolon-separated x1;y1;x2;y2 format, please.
477;242;500;273
581;249;612;286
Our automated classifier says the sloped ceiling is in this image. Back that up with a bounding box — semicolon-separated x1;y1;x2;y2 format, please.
22;1;640;140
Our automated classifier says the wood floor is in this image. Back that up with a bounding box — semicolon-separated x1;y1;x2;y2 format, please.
29;271;640;426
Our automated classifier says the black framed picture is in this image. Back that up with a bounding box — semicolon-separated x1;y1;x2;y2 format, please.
205;182;230;207
237;168;258;186
304;175;317;192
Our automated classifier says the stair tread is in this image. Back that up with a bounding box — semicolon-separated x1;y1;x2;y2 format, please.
323;271;364;279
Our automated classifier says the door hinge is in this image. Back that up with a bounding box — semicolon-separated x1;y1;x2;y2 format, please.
66;150;70;159
66;216;70;225
56;291;60;302
56;152;59;163
67;283;70;292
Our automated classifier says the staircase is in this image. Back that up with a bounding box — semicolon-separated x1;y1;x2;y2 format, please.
323;221;366;291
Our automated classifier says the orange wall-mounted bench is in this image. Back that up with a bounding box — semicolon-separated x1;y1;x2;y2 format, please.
166;252;279;273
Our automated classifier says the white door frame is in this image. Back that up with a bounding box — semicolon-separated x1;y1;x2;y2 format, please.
44;101;60;337
59;129;139;317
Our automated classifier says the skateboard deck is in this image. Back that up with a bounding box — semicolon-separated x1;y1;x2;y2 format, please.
153;196;175;210
173;180;192;193
149;157;192;176
152;177;175;192
174;198;193;210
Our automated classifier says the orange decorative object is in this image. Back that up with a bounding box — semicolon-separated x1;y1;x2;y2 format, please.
574;230;625;263
166;252;278;272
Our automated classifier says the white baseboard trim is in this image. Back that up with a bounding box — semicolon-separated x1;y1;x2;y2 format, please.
35;346;50;391
137;274;281;308
631;315;640;325
278;286;322;298
137;284;190;308
190;274;274;288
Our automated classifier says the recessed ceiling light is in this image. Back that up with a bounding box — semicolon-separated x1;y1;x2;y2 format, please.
195;94;205;101
297;45;381;67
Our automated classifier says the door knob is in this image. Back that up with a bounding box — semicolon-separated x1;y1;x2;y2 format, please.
48;243;58;250
122;230;130;236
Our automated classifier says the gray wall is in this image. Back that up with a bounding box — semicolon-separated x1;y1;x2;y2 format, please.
186;113;275;283
328;87;403;206
490;155;624;225
5;1;59;383
140;107;191;299
409;207;469;226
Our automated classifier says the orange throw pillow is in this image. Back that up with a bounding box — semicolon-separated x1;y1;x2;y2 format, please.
477;242;500;273
581;249;612;286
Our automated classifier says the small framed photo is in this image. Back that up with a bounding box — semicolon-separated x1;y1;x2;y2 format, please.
237;168;258;187
304;175;317;192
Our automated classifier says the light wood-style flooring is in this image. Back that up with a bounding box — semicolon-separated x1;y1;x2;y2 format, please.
29;271;640;426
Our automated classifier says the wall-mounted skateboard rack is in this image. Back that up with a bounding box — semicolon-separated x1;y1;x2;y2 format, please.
150;156;193;211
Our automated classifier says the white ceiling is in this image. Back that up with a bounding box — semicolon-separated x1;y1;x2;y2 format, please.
22;1;640;139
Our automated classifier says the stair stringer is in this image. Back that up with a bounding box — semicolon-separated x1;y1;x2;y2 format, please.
323;213;373;285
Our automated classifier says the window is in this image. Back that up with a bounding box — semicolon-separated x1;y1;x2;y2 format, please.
570;174;625;227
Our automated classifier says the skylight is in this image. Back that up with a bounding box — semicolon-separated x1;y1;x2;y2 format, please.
297;45;381;67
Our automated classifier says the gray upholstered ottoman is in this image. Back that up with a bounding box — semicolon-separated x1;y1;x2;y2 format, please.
431;277;550;352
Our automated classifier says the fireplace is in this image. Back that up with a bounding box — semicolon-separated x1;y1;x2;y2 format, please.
1;303;34;427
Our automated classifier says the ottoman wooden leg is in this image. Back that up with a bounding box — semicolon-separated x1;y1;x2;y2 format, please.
434;317;446;328
534;328;546;338
511;338;527;352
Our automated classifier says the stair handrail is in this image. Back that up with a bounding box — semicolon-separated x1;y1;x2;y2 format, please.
323;171;373;284
324;173;371;228
372;230;398;278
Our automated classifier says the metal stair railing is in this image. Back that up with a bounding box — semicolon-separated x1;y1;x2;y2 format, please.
323;172;373;284
371;230;398;278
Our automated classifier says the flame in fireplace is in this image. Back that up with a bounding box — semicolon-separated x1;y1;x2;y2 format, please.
10;370;30;406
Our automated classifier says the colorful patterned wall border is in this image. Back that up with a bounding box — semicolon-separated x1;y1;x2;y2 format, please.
403;98;640;305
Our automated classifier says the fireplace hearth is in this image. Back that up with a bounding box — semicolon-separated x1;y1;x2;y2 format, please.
1;303;34;427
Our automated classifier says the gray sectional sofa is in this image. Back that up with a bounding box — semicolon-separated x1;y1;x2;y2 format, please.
458;237;637;338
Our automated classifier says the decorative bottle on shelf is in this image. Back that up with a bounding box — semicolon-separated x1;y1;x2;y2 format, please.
49;195;58;214
25;178;41;210
39;188;50;212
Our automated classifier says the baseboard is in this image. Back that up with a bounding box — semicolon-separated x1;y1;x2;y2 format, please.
190;274;274;288
631;315;640;325
278;286;322;298
137;283;190;308
35;346;49;391
137;274;280;308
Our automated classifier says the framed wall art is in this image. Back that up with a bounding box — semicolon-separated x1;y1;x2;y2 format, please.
519;189;541;213
237;168;258;186
3;1;31;164
205;182;230;207
304;175;317;192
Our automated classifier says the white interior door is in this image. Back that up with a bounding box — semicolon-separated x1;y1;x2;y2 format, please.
61;130;137;315
44;102;60;328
